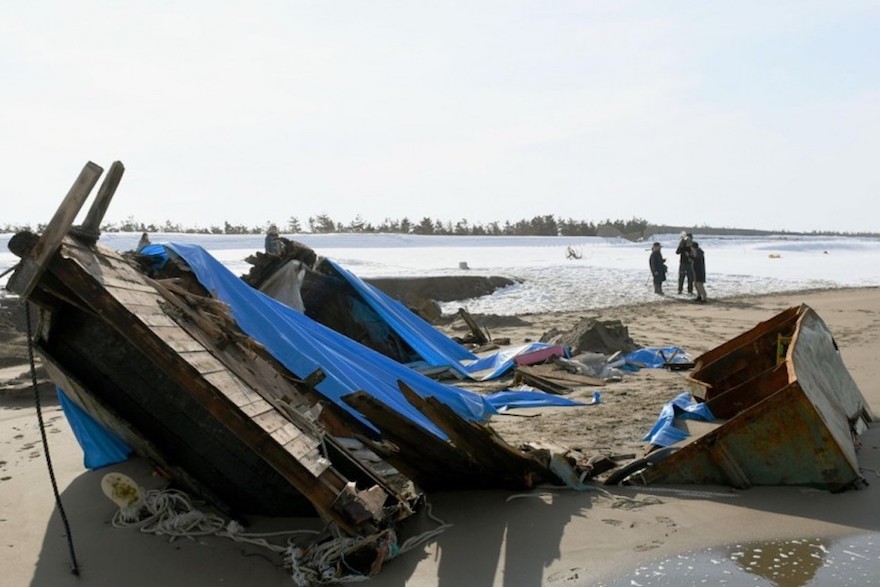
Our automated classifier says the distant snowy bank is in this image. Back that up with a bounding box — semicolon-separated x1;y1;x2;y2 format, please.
2;232;879;315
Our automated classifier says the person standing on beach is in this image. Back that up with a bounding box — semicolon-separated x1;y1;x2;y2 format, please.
136;232;151;252
649;242;667;295
265;225;285;255
676;232;694;295
692;241;707;302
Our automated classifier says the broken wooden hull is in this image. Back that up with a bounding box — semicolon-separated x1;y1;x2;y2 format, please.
6;162;423;535
638;305;873;490
6;161;568;544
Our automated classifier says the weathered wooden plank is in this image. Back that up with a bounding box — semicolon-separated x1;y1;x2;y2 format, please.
203;370;264;405
177;349;228;375
103;286;163;308
101;276;159;294
343;390;482;491
281;432;323;462
271;421;301;446
134;310;179;329
239;398;274;418
253;410;290;435
398;381;556;489
81;161;125;235
7;162;103;297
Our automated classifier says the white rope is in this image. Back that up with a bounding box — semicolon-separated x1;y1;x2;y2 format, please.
109;484;451;585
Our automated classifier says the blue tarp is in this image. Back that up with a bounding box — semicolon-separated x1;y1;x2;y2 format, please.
158;244;580;440
643;391;715;447
324;260;477;369
323;259;556;380
486;390;584;411
624;346;691;369
57;388;132;469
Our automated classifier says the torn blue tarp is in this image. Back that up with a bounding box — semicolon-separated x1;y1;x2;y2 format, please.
624;346;691;369
324;259;557;380
138;243;170;271
644;391;715;447
463;342;571;380
486;390;585;411
324;260;477;368
57;387;132;469
158;244;582;440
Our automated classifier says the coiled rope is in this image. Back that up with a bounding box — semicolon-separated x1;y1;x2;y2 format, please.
108;479;450;585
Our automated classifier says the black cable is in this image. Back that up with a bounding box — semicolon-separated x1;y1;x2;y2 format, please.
26;302;80;575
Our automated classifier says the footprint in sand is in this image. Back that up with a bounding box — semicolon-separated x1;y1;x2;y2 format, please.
545;567;585;584
634;539;664;552
655;515;677;535
601;519;623;527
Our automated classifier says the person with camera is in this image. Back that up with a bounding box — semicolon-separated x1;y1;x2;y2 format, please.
675;231;695;295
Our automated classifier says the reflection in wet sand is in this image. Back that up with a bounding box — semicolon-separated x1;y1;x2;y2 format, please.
598;534;878;586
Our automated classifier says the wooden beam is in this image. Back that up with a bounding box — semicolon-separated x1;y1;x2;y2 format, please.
398;381;556;489
79;160;125;239
7;161;103;297
342;390;481;491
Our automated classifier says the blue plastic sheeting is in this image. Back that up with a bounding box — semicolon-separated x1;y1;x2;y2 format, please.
324;260;477;369
624;346;691;369
485;390;585;411
324;259;558;380
138;243;170;271
57;388;132;469
161;244;583;440
643;391;715;447
462;342;570;381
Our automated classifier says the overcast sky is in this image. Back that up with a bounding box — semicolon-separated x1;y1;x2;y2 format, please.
2;1;878;233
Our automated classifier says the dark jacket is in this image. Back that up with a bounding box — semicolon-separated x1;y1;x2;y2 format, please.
676;239;693;268
692;247;706;281
649;250;667;281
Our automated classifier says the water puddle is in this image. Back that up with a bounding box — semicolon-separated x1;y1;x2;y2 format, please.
598;534;878;586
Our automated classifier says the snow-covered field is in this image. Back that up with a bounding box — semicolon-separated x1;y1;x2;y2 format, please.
3;232;879;315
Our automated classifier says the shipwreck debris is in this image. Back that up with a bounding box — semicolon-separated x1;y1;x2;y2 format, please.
6;160;594;580
608;305;874;491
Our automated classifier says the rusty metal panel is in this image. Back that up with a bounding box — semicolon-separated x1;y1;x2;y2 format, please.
643;384;859;489
640;305;872;490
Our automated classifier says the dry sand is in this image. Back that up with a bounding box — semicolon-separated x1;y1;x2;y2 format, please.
1;287;879;586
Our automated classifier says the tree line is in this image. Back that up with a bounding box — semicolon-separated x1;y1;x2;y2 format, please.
1;214;875;238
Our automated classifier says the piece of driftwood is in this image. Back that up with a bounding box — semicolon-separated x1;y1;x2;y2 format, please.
456;307;489;346
513;368;571;394
514;364;605;393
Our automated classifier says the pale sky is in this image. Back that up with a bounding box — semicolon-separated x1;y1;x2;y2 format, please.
2;1;878;233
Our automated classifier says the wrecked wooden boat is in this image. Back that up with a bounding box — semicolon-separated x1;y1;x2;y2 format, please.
6;162;579;554
624;304;874;491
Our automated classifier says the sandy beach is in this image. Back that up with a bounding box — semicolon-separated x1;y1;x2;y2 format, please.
2;287;879;586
